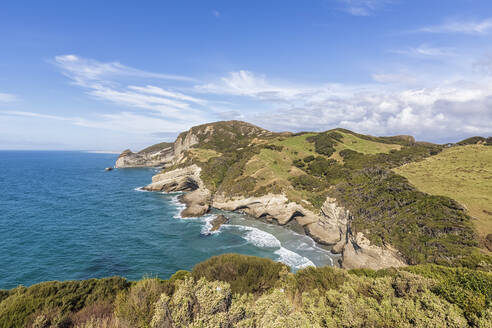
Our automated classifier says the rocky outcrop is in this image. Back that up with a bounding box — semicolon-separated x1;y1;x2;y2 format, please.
115;146;174;168
180;188;212;217
341;232;406;270
212;194;310;225
144;165;212;217
213;193;406;269
143;164;406;269
210;215;229;232
144;165;204;192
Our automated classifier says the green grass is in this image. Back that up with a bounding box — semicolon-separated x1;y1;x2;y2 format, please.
394;145;492;246
331;131;401;162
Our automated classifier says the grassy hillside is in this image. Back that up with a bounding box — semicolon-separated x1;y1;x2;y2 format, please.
1;254;491;328
161;121;491;267
394;145;492;250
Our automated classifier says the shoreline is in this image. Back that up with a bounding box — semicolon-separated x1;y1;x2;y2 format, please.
165;189;339;269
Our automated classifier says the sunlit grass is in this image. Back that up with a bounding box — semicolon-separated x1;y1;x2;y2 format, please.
394;145;492;242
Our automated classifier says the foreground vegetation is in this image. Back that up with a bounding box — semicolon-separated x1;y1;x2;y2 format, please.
1;254;491;328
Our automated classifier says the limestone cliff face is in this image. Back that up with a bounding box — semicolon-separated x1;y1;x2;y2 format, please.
115;145;174;168
143;165;211;217
148;167;406;270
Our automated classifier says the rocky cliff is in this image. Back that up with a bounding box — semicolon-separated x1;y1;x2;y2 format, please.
118;120;485;270
115;143;174;168
144;164;406;270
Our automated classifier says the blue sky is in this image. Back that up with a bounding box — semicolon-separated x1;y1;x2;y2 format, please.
1;0;492;150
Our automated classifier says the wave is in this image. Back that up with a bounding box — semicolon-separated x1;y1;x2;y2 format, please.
226;225;315;269
200;215;221;235
275;247;315;269
134;187;149;192
170;195;186;219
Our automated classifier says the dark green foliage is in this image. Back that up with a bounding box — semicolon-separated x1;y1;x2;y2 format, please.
289;174;325;192
0;277;129;328
405;264;492;324
189;120;271;153
264;144;284;152
114;278;171;328
292;158;305;168
348;267;398;278
340;144;443;170
303;155;315;162
335;128;416;146
306;132;342;156
457;136;492;146
292;266;347;293
306;157;348;184
331;168;479;266
191;254;287;295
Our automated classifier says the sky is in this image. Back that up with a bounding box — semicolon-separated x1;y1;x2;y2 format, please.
1;0;492;150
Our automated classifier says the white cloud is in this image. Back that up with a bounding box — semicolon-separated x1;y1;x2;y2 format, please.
418;18;492;34
391;44;454;58
0;92;18;102
1;110;192;134
197;70;492;140
54;55;194;86
54;54;211;123
339;0;391;16
372;73;417;84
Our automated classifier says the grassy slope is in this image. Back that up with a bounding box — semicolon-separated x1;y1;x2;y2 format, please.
166;122;489;267
394;145;492;245
330;130;401;162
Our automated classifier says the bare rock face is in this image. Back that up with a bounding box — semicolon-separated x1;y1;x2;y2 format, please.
304;197;349;246
115;145;174;168
144;165;212;218
212;194;312;225
341;232;406;270
142;164;406;270
180;188;212;217
210;215;229;232
144;165;203;192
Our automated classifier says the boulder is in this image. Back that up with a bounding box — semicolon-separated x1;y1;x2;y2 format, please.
210;215;229;232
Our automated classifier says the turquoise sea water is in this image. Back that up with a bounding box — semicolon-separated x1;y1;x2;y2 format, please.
0;151;335;290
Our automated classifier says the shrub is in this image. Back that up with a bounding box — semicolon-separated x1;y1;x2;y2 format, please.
303;155;315;162
114;278;170;328
290;175;324;192
191;254;288;294
0;277;129;328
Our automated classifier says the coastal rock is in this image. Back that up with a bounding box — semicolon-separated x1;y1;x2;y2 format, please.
115;145;174;168
144;165;212;218
304;197;349;245
144;165;203;192
341;232;406;270
210;215;229;232
212;194;305;225
180;188;212;217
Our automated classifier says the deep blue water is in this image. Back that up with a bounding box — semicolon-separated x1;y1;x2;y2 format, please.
0;151;335;289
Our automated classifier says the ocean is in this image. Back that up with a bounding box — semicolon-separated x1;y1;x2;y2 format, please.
0;151;336;290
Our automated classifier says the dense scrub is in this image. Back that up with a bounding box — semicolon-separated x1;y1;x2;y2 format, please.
457;136;492;146
330;168;482;266
2;254;491;328
162;122;488;268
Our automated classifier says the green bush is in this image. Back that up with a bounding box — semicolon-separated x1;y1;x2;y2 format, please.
303;155;315;162
0;277;129;328
114;278;171;328
191;254;288;294
306;132;343;156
